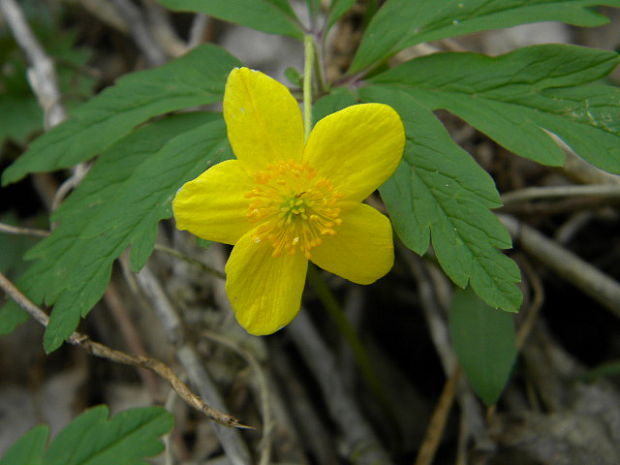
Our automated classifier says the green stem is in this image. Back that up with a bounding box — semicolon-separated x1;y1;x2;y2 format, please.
303;34;314;141
306;265;392;415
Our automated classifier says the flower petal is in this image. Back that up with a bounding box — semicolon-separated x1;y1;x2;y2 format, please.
310;202;394;284
173;160;253;245
224;67;305;171
304;103;405;201
225;230;308;335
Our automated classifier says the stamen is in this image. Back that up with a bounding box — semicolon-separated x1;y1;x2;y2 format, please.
245;160;343;258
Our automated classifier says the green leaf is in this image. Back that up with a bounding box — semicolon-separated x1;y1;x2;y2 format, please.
284;66;303;87
266;0;297;18
350;0;620;72
43;406;173;465
327;0;356;31
196;238;214;249
362;85;522;312
369;44;620;173
450;287;517;405
12;113;229;352
312;87;358;123
0;406;173;465
2;44;239;185
156;0;303;39
129;221;159;272
0;425;48;465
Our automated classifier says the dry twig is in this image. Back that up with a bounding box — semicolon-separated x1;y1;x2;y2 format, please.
414;368;461;465
1;0;90;210
0;271;248;429
501;184;620;205
104;283;161;399
130;263;254;464
406;252;495;462
203;330;274;465
110;0;168;66
0;222;50;238
500;214;620;319
0;0;65;128
154;244;226;280
188;13;210;48
288;309;394;465
142;0;188;57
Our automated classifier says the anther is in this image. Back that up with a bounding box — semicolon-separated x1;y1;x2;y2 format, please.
245;160;343;257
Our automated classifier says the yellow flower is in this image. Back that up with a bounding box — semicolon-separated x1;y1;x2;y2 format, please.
173;68;405;335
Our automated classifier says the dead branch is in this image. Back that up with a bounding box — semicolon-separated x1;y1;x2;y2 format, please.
0;271;248;429
500;214;620;319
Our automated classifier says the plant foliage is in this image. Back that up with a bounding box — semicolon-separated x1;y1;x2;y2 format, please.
0;406;173;465
450;288;518;405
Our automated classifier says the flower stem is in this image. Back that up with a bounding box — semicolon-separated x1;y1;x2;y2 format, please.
303;34;314;141
306;264;392;415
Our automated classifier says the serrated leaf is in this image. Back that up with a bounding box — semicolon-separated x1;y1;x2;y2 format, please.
327;0;356;30
0;425;47;465
156;0;303;39
43;406;173;465
350;0;620;72
11;113;229;352
361;85;522;312
0;406;173;465
370;44;620;173
450;287;517;405
2;44;239;185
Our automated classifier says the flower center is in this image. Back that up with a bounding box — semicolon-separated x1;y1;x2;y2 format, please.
245;160;343;258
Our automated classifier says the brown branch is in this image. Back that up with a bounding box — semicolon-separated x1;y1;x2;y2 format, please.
515;255;545;349
1;0;90;210
110;0;168;66
203;330;274;465
414;367;461;465
501;184;620;205
154;244;226;280
0;271;250;429
288;309;394;465
500;214;620;319
129;261;254;462
142;0;188;57
103;283;160;399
